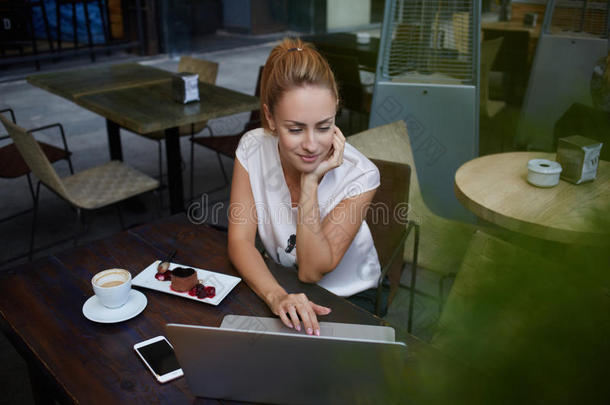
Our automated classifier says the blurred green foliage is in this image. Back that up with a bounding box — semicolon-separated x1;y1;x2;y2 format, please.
394;212;610;404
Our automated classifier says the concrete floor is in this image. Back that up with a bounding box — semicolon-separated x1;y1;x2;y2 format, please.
0;37;445;404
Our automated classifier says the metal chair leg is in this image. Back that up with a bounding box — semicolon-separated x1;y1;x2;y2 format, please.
190;123;195;202
407;221;420;334
206;125;231;187
116;204;126;230
28;182;42;261
157;140;163;182
153;189;162;219
73;208;83;247
26;174;35;202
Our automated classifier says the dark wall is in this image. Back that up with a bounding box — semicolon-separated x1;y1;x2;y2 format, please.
159;0;222;55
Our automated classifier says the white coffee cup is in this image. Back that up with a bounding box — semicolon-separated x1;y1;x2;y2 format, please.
356;32;371;44
92;269;132;309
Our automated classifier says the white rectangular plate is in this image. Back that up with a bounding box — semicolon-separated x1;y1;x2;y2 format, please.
132;261;241;306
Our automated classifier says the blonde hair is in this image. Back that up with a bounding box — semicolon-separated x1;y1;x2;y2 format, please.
260;37;339;131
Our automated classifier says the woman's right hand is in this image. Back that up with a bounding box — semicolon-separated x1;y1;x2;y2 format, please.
268;292;332;336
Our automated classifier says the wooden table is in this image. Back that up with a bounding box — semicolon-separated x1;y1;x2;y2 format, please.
27;63;259;214
455;152;610;245
0;215;479;404
0;215;381;403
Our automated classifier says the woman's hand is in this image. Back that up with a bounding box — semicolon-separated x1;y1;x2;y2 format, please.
304;126;346;182
268;292;332;336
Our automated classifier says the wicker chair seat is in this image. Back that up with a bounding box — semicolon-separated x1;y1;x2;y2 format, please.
62;161;159;210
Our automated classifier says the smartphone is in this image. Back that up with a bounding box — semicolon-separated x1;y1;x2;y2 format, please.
133;336;184;383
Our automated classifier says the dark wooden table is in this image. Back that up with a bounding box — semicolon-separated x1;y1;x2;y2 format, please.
26;63;174;100
303;33;380;71
27;63;260;214
0;215;413;404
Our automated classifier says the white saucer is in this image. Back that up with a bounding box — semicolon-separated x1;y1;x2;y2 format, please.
82;289;147;323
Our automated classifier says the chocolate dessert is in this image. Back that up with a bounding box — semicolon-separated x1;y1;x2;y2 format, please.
170;267;198;292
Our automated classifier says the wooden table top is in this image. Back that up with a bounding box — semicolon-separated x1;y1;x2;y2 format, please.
455;152;610;245
27;63;260;134
76;81;259;134
1;215;446;404
27;63;174;101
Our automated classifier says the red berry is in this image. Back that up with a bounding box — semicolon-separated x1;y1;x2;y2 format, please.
204;286;216;298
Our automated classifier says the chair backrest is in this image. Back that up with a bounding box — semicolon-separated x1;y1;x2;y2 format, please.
367;158;411;304
321;51;365;112
248;65;264;126
349;121;421;207
0;114;69;200
178;56;219;85
0;108;16;142
480;37;504;116
348;121;474;274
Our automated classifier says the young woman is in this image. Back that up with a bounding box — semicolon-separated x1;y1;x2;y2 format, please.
228;38;381;336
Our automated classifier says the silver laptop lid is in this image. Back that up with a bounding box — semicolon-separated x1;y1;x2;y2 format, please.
220;314;396;342
166;323;407;405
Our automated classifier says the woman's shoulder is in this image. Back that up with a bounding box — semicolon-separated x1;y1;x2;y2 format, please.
236;127;275;169
238;127;272;148
342;142;380;177
325;142;380;197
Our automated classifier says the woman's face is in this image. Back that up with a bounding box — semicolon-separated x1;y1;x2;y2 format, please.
266;85;337;175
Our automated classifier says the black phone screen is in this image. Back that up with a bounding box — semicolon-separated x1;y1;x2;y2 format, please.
136;339;181;375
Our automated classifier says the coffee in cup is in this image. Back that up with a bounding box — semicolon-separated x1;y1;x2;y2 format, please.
92;269;132;308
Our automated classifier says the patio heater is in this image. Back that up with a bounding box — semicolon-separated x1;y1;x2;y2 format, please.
517;0;610;151
369;0;480;220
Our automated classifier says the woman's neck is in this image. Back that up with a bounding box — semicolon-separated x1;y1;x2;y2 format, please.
279;149;299;186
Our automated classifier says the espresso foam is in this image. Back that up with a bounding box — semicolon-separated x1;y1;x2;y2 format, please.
94;269;130;288
100;280;125;288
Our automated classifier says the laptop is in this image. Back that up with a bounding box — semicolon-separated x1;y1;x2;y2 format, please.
166;315;407;405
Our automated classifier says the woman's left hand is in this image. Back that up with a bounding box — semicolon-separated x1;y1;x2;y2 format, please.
305;126;345;182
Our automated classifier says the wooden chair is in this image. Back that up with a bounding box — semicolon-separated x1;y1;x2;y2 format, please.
0;114;159;259
131;56;219;185
0;107;73;223
367;158;419;318
480;37;506;119
321;51;373;134
349;121;476;330
189;65;263;199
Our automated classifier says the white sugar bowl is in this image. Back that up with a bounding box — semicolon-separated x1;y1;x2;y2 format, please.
527;159;562;187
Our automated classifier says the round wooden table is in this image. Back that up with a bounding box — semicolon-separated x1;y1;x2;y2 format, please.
454;152;610;245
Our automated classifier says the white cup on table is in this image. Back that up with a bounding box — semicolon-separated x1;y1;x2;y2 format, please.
91;269;132;308
356;32;371;44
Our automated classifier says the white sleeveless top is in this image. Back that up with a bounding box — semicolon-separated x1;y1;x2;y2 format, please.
235;128;381;297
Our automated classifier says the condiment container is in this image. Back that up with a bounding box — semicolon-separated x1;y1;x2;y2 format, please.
172;72;200;104
556;135;603;184
527;159;562;187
